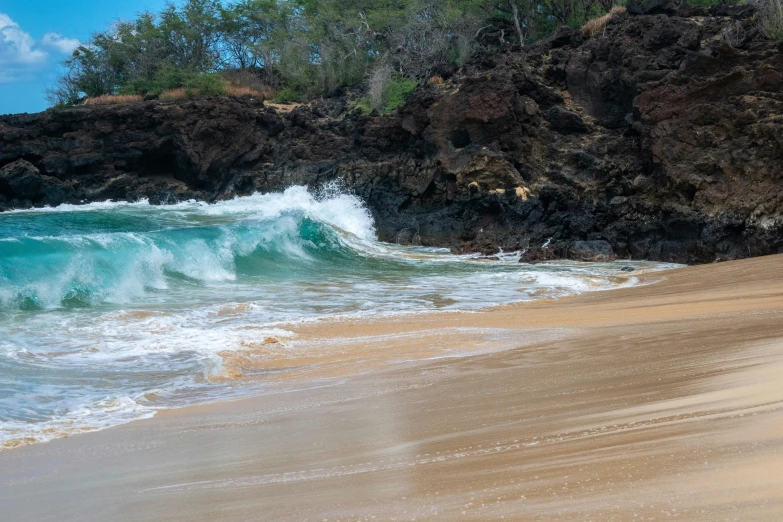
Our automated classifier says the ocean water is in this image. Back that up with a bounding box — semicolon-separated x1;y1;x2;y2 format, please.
0;185;675;449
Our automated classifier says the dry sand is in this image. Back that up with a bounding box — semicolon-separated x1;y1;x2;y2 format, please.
1;255;782;521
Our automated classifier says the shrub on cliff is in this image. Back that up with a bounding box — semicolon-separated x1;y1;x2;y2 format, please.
271;87;302;103
357;73;418;115
720;21;746;46
115;67;227;98
368;64;393;113
759;0;783;40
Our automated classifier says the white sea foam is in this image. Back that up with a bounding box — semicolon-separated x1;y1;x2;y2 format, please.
1;184;377;240
0;184;681;450
0;396;156;449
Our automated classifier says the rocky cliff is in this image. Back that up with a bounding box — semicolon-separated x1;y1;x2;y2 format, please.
1;2;781;263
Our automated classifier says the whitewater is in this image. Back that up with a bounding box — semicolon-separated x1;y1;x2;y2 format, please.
0;185;676;449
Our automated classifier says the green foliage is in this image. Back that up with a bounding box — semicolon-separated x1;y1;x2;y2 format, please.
187;73;228;95
117;65;181;96
358;75;418;115
48;0;638;109
115;66;226;96
383;77;418;113
271;86;302;103
760;0;783;40
355;97;373;115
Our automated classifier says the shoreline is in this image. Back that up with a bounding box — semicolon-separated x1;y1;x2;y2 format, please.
0;258;666;452
2;255;782;520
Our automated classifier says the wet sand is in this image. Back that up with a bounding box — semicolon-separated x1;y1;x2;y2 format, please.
1;255;782;520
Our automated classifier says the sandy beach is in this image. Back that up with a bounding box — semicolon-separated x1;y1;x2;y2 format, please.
2;255;782;521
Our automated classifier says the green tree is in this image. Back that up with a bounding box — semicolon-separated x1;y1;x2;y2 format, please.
48;0;632;108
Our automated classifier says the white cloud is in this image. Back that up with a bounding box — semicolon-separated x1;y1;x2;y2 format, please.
0;13;46;65
0;14;80;84
41;33;80;54
0;13;47;83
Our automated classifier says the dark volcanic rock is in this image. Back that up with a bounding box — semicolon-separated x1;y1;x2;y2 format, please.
627;0;681;15
0;160;46;200
1;8;782;264
0;159;73;206
547;106;589;133
569;240;616;262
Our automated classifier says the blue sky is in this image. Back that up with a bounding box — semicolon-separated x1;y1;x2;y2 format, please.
0;0;167;115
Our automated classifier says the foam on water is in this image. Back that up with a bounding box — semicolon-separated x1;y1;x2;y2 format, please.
0;184;678;449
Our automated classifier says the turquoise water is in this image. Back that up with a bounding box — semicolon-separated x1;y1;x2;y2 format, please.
0;185;674;448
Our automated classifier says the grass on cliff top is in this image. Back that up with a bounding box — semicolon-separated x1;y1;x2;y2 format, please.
355;77;418;115
84;95;143;106
581;6;627;37
83;72;276;106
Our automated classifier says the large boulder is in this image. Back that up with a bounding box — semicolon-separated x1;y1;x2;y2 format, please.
0;159;73;205
547;106;589;133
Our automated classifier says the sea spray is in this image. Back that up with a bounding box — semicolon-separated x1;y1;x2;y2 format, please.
0;185;678;449
0;185;378;310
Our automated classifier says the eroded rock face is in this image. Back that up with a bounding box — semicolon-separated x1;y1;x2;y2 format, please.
0;159;73;206
1;6;781;264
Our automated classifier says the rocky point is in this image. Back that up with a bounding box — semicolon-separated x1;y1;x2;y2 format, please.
1;2;781;263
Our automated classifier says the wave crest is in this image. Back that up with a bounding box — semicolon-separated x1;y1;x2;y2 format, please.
0;185;377;310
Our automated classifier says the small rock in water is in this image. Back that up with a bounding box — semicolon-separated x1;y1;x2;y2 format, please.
620;266;636;272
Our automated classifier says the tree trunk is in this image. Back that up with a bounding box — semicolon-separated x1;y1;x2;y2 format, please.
509;0;525;46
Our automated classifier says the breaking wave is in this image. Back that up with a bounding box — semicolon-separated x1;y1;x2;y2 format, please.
0;185;377;310
0;184;678;450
